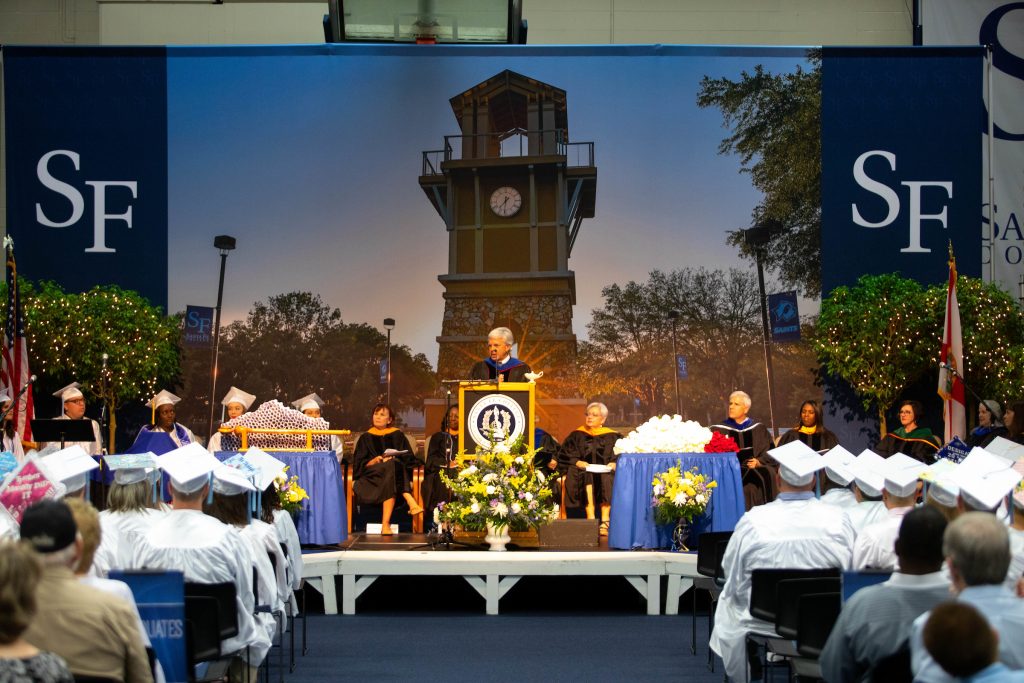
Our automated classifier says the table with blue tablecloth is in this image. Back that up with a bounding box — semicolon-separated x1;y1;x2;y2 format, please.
608;452;744;550
214;451;346;546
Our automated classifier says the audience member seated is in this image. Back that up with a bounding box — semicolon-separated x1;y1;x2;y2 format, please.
709;445;855;683
1004;401;1024;445
93;453;168;575
0;540;73;683
911;513;1024;682
128;445;270;679
965;400;1008;449
710;390;777;508
954;454;1024;591
351;403;422;535
875;400;940;464
820;506;950;683
560;402;621;535
845;450;891;533
19;500;153;682
775;400;839;453
923;602;1024;683
852;453;922;570
819;446;858;509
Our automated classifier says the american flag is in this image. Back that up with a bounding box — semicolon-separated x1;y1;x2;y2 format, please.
1;237;34;441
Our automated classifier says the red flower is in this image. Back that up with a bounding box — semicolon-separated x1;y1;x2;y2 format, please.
704;432;739;453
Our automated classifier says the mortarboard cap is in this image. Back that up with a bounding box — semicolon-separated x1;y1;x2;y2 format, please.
231;447;287;491
221;386;256;411
212;464;257;496
148;390;181;410
158;443;221;494
921;459;960;508
104;452;160;486
53;382;84;403
980;437;1024;463
292;393;324;413
883;453;926;498
820;445;856;486
848;450;886;498
768;440;825;487
957;468;1023;512
40;445;99;494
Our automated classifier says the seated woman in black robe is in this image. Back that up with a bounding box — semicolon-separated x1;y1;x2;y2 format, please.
533;425;562;506
352;403;422;535
775;400;839;453
560;402;621;535
1005;401;1024;445
710;390;777;509
965;399;1008;449
422;406;460;527
875;400;940;464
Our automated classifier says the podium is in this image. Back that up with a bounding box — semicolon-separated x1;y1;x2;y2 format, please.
458;381;535;454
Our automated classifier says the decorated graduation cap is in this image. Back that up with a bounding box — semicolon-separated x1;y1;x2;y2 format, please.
230;447;286;491
883;453;926;497
40;445;99;496
158;443;221;495
212;464;257;496
53;382;84;410
847;450;887;498
768;439;825;487
292;393;324;413
222;387;256;411
104;452;160;486
921;458;960;508
820;445;856;486
148;389;181;424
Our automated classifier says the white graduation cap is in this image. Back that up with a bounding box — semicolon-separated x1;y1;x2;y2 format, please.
157;443;221;494
768;439;825;487
53;382;83;405
291;393;323;413
148;390;181;424
231;447;287;491
847;450;887;498
103;452;160;486
882;453;926;498
979;437;1024;463
221;386;256;411
212;464;257;496
820;445;856;486
956;467;1023;512
960;447;1014;478
921;459;960;508
40;445;99;494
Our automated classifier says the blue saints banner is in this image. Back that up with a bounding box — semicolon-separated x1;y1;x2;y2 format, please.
767;291;801;342
3;47;169;309
821;46;984;293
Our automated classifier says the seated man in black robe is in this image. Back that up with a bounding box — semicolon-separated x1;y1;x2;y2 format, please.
469;327;532;382
710;390;777;509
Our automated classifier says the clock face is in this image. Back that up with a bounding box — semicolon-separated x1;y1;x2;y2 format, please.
489;186;522;217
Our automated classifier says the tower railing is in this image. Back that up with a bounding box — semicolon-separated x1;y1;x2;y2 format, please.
421;128;594;176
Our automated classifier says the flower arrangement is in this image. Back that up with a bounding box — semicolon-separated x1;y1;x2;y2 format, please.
614;415;714;454
704;432;739;453
275;467;309;515
437;436;558;532
651;464;717;525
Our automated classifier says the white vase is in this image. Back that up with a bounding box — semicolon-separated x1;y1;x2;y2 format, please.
485;521;511;551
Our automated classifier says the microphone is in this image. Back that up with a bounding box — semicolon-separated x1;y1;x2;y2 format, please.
23;375;36;389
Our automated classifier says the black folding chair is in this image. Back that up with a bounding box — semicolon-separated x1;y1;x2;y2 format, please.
185;582;240;642
279;541;308;671
260;555;285;683
691;531;733;655
775;577;841;640
184;595;223;682
795;591;842;659
868;639;912;683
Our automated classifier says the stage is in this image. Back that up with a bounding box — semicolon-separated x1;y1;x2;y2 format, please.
300;533;699;617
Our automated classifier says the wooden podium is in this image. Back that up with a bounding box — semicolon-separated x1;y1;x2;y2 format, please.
458;381;535;454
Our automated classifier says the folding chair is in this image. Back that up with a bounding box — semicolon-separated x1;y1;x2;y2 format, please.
690;531;733;659
184;594;225;682
868;639;912;683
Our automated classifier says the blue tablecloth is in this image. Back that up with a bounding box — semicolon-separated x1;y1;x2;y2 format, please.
608;452;744;550
215;451;347;546
94;450;347;546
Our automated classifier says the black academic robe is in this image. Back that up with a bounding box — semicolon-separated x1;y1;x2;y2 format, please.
469;359;533;383
776;427;840;454
533;429;563;503
965;425;1008;449
560;429;621;508
710;420;777;509
874;428;941;464
422;430;459;520
352;429;414;504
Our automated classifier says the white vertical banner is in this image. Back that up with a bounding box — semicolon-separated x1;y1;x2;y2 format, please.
923;1;1024;296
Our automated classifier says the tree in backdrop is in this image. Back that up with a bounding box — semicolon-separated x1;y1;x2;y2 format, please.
584;267;818;425
11;281;181;451
697;50;823;297
177;291;436;435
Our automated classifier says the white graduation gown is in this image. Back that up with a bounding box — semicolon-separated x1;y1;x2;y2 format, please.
820;487;858;509
852;505;914;571
207;431;224;453
709;494;856;683
94;508;168;577
1006;527;1024;593
128;509;271;665
2;431;25;462
272;509;303;613
242;521;289;622
846;500;888;534
238;525;282;644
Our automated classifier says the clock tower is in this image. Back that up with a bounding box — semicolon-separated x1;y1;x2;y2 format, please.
420;70;597;413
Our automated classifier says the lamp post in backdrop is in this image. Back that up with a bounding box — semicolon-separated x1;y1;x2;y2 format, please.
667;309;681;416
743;221;780;438
383;318;395;406
208;235;236;439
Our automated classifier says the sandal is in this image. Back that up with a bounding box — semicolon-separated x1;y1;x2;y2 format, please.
380;524;393;535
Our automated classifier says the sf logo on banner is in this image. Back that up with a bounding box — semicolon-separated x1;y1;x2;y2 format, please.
34;150;138;253
851;150;953;254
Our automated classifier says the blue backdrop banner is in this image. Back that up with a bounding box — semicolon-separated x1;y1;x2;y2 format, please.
821;46;984;293
768;290;801;342
3;47;169;309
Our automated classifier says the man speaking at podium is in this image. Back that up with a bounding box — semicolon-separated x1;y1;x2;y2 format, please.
469;327;532;382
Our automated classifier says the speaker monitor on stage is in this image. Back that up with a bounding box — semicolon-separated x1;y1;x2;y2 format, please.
458;381;535;455
30;419;96;450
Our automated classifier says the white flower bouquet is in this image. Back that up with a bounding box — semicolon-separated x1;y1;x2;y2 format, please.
614;414;714;455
